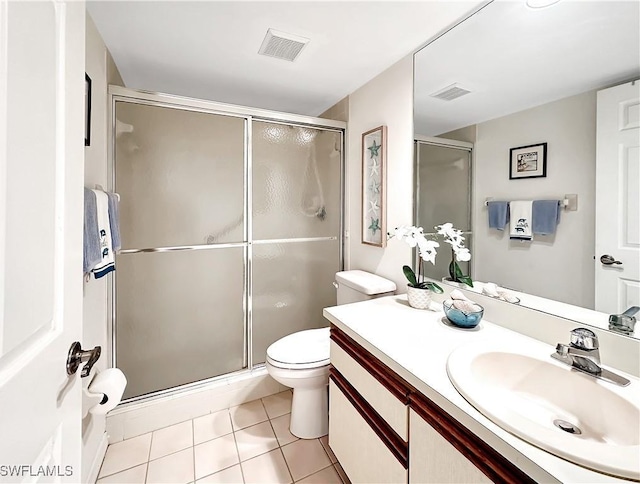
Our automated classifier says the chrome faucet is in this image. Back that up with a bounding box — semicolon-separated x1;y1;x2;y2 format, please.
552;328;629;386
609;306;639;335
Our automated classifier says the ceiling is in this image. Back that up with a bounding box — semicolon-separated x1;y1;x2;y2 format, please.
87;1;484;117
414;1;640;135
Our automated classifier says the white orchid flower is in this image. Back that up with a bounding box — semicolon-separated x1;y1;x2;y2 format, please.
454;247;471;262
417;238;439;264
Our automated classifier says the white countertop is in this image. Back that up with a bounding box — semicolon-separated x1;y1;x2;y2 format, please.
323;295;637;484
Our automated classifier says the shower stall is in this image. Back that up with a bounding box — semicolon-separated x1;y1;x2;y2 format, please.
414;136;473;280
109;87;344;401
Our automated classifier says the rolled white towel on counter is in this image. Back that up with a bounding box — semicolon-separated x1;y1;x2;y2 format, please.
445;298;483;314
482;283;500;298
450;289;470;301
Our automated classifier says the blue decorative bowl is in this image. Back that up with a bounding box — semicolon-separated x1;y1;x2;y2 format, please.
443;300;484;328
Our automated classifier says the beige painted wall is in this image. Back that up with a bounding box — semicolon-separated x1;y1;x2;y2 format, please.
473;90;597;308
83;11;124;483
345;56;414;292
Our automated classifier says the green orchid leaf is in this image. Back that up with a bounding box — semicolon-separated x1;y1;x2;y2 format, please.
427;282;444;294
403;265;418;287
458;276;474;288
449;261;465;280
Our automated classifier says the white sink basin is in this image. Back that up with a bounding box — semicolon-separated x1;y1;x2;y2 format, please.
447;342;640;480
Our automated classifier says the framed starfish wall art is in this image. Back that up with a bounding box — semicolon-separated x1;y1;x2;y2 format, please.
361;125;387;247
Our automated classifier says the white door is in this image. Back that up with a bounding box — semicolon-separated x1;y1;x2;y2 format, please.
595;80;640;315
0;1;85;482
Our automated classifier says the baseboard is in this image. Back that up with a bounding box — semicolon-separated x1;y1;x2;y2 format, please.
87;432;108;484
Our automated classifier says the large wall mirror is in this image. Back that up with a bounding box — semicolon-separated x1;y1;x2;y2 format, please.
414;1;640;337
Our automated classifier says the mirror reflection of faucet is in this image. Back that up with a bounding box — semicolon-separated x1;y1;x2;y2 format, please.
609;306;639;335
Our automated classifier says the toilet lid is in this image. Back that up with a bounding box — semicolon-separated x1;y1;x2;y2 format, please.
266;327;330;369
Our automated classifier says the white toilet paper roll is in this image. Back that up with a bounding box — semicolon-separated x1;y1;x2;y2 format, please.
87;368;127;416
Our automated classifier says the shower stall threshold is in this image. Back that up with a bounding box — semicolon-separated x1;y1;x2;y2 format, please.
104;365;285;443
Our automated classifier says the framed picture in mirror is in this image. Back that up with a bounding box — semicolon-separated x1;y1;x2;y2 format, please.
509;142;547;179
361;125;387;247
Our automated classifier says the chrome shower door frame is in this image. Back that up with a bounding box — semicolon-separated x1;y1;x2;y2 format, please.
414;136;474;277
107;86;345;404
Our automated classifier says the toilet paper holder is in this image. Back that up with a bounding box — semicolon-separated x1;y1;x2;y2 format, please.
67;342;101;378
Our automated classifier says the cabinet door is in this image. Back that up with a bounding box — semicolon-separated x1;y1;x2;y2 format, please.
329;380;408;483
409;409;492;484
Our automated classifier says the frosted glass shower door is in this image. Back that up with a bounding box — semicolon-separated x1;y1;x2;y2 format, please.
114;101;246;399
252;122;342;364
415;141;472;281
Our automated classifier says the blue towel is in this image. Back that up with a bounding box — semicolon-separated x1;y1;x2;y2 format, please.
83;188;101;274
532;200;561;235
487;201;509;230
107;192;121;251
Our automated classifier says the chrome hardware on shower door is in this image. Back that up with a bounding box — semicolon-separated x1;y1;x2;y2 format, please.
67;342;101;378
600;254;623;266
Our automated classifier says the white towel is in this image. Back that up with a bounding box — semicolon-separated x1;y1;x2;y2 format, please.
509;201;533;240
92;189;115;278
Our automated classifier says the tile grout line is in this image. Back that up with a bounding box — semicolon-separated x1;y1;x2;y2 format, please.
230;410;247;484
191;418;196;484
262;397;294;484
144;432;153;484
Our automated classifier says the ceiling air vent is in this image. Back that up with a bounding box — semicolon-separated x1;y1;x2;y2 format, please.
430;83;471;101
258;29;309;62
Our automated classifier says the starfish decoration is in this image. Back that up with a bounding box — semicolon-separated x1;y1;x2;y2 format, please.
368;140;381;159
369;180;381;194
369;158;379;176
368;218;381;234
368;199;379;214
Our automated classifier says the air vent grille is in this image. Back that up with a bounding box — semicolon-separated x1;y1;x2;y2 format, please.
258;29;309;62
430;83;471;101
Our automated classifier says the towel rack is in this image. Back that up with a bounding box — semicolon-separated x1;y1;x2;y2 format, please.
94;184;120;201
484;194;577;211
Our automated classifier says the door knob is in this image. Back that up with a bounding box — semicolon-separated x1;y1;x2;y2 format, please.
67;342;101;377
600;254;623;266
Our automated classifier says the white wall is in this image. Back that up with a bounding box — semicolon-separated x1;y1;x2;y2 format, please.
82;12;123;483
473;90;596;308
345;56;414;292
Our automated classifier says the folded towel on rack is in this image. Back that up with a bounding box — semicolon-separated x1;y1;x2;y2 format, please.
92;189;115;278
107;192;121;251
509;201;533;240
487;201;509;230
83;188;101;274
532;200;561;235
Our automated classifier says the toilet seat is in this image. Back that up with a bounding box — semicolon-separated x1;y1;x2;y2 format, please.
266;327;330;370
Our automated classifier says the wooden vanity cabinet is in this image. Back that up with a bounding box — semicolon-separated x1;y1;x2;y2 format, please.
328;326;535;484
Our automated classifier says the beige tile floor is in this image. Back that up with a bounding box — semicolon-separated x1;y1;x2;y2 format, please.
97;390;348;484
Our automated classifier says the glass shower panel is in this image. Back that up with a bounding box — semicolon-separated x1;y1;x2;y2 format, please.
423;234;472;282
117;248;245;399
252;122;341;239
115;102;245;248
416;143;471;232
252;239;339;364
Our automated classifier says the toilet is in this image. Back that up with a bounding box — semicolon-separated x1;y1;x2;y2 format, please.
265;270;396;439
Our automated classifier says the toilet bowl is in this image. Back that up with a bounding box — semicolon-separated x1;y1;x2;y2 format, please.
266;327;330;439
265;270;396;439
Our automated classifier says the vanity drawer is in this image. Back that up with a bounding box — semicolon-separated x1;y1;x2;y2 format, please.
329;379;408;484
330;340;408;440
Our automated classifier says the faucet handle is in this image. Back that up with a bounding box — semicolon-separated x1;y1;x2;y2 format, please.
570;328;598;350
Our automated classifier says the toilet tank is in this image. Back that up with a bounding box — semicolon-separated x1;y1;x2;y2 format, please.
335;270;396;305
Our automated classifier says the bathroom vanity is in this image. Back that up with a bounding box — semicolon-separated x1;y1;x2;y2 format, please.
324;295;640;484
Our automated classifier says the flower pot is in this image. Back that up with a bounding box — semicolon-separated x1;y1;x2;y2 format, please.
406;285;433;310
